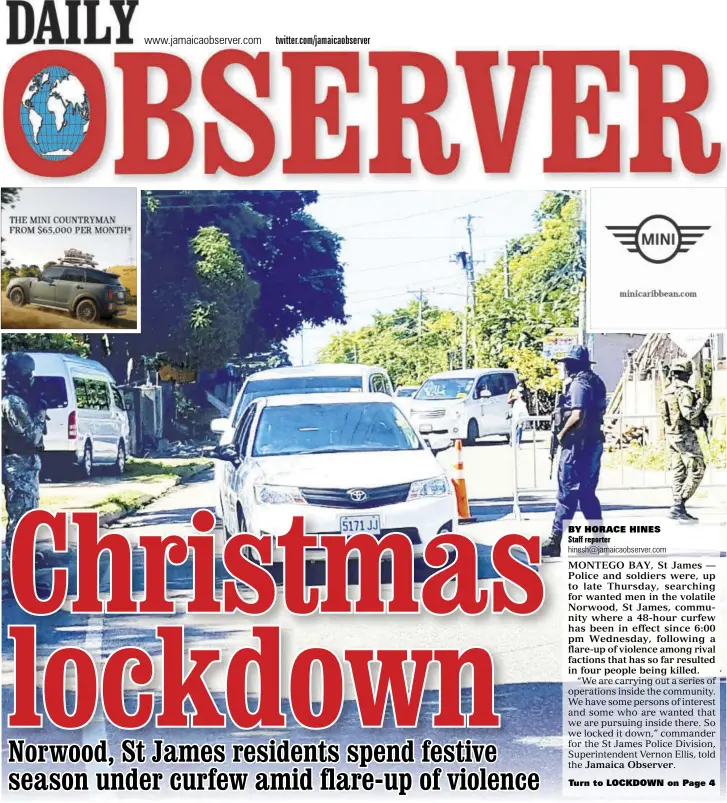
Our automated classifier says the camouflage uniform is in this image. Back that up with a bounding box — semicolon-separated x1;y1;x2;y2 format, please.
661;359;706;522
2;354;46;559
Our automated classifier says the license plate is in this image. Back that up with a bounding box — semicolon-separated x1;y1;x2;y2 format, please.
340;515;381;536
115;308;127;315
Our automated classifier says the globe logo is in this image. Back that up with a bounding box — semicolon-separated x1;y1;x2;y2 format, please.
20;66;90;161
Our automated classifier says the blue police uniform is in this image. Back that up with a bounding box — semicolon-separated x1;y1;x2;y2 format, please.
546;346;607;556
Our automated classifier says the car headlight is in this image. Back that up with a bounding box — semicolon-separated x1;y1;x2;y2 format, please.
254;484;307;505
407;476;450;501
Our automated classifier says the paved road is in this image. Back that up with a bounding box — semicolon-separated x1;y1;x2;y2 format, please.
3;448;725;790
2;470;566;789
1;296;138;330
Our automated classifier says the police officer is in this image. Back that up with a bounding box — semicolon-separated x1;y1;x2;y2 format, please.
661;358;706;522
542;345;607;558
2;352;47;598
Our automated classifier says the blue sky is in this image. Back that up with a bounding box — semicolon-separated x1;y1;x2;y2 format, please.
1;187;137;270
287;190;548;364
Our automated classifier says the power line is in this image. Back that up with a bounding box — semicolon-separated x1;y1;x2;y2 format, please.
336;194;508;229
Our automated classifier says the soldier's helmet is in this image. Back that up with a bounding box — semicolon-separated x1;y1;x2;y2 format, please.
670;358;693;376
2;352;35;380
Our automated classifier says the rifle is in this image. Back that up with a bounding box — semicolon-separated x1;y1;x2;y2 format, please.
28;386;50;436
549;392;563;479
694;359;712;444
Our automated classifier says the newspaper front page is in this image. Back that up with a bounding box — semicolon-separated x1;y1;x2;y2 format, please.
0;1;725;800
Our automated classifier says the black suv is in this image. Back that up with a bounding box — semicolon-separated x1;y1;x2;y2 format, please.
7;265;128;323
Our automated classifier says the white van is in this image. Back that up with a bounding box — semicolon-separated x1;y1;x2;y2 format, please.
28;352;130;478
211;364;395;438
210;364;394;515
408;368;519;446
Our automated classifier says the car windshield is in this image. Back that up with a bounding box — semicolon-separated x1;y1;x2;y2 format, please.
415;377;474;400
251;402;422;457
32;376;68;409
396;387;417;397
232;375;364;426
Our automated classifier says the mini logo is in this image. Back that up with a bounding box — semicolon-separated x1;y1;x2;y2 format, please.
606;215;710;264
348;489;367;502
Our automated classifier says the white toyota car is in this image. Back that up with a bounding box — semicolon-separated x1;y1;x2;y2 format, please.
213;392;456;559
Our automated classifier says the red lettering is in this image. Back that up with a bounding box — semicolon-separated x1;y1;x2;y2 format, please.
422;534;488;614
630;51;720;174
73;513;135;614
115;52;193;174
279;517;320;614
283;52;360;173
202;50;275;176
139;533;189;614
223;534;276;614
290;648;343;728
7;626;42;726
226;626;285;728
4;50;106;177
492;534;544;614
187;534;221;614
155;626;224;727
12;510;67;615
320;533;418;613
347;649;430;727
44;648;97;729
369;51;459;174
544;51;621;172
434;648;500;726
457;50;539;172
102;647;154;729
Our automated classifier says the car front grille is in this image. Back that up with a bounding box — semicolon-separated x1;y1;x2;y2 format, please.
301;482;411;509
415;409;446;418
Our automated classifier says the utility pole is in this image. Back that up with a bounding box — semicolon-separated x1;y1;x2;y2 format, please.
577;189;588;346
504;243;510;299
452;252;469;369
456;215;483;368
408;289;426;381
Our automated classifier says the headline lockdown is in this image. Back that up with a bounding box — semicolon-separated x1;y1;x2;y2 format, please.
3;49;722;177
6;510;543;731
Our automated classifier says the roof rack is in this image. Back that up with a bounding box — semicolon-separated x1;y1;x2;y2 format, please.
57;248;99;268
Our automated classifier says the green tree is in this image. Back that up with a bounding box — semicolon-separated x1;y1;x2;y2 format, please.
320;300;461;387
1;333;89;356
171;226;259;368
471;191;582;390
1;187;20;259
320;191;582;397
84;190;346;383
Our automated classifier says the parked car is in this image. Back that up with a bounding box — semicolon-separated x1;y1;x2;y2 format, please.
212;392;454;558
393;384;419;416
408;368;519;446
26;352;130;478
210;364;395;516
7;265;129;323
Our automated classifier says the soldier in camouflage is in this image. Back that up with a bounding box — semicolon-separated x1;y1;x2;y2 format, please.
661;358;706;523
2;352;47;598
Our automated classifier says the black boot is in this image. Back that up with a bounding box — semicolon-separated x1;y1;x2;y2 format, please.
541;534;562;558
667;503;698;523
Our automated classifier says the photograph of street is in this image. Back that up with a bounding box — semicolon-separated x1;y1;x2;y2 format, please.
2;190;725;789
1;187;138;331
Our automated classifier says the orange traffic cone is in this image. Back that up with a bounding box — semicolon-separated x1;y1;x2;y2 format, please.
452;439;476;523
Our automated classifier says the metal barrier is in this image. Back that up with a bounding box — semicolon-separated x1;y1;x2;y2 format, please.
511;412;726;521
